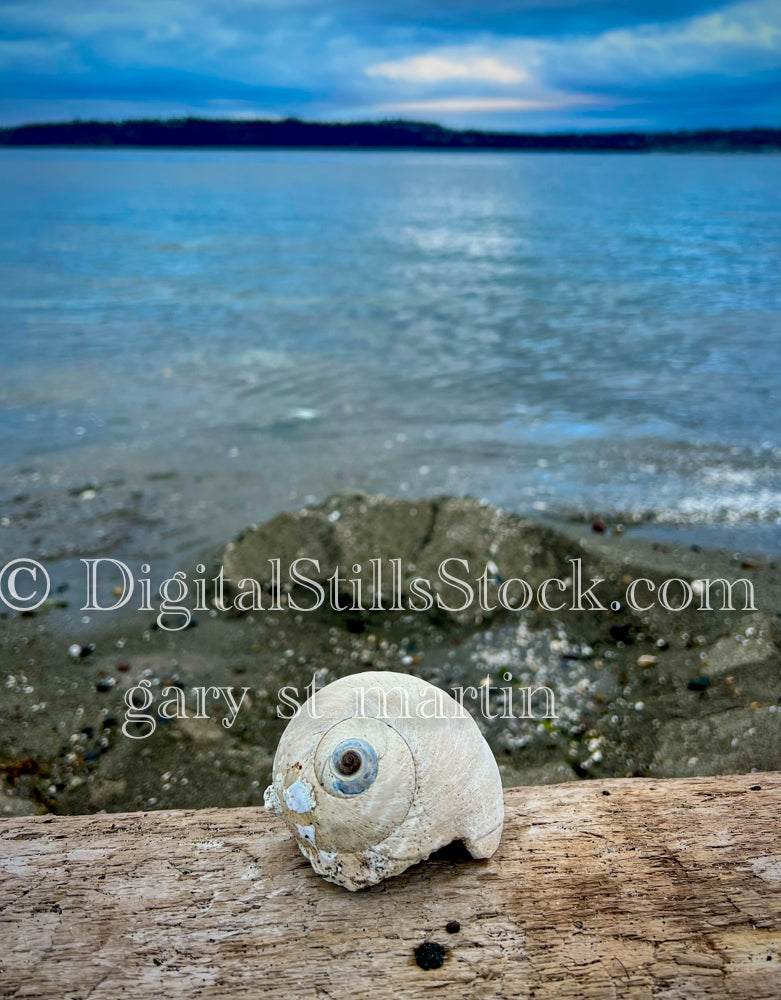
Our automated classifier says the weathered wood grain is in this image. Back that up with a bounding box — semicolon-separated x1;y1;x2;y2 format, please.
1;774;779;999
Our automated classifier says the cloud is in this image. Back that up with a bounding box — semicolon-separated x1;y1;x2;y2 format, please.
358;0;781;127
366;54;527;84
0;0;779;128
652;0;781;51
372;95;599;114
0;37;76;72
549;0;781;83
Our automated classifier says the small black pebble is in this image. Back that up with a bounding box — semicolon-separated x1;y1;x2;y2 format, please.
602;790;611;796
687;676;711;692
95;680;114;693
414;942;446;971
445;920;460;934
750;784;762;791
609;623;632;643
79;644;95;659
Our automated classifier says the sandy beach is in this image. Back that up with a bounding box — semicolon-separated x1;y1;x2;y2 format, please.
2;491;779;817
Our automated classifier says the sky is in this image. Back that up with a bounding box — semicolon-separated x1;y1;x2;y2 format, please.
0;0;779;130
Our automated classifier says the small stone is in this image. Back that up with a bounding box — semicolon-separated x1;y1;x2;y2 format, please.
445;920;460;934
656;638;669;650
609;623;632;644
687;676;711;692
592;518;606;533
68;644;82;660
637;654;657;667
414;942;446;971
749;784;762;791
741;559;759;570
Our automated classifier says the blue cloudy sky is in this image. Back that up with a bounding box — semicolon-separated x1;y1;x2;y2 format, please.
0;0;779;130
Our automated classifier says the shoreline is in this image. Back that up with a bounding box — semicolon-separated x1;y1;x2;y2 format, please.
3;120;781;153
2;443;780;592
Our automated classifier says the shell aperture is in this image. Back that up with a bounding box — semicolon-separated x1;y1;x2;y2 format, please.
264;671;504;890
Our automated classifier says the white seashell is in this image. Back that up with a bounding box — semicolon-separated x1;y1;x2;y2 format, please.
264;670;504;890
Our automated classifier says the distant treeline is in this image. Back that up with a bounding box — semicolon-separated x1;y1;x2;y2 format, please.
1;118;780;151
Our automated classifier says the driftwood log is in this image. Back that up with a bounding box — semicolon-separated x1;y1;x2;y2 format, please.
1;773;779;999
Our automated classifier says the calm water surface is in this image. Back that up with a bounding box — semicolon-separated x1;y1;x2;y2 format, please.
1;149;780;558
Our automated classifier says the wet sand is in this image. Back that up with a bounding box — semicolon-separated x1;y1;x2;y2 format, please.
1;493;779;817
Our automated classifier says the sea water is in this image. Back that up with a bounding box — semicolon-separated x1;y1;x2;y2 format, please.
1;148;780;558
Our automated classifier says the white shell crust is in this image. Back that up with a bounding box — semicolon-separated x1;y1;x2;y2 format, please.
264;671;504;890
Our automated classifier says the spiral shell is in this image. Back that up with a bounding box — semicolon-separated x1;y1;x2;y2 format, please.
264;670;504;890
